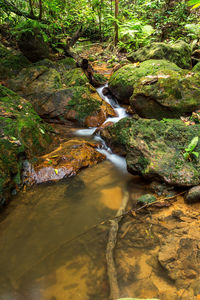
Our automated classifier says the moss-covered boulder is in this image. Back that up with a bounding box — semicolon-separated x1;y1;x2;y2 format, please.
127;40;192;69
0;85;52;205
108;59;181;104
130;70;200;119
7;63;115;127
100;118;200;187
0;43;30;80
63;68;89;87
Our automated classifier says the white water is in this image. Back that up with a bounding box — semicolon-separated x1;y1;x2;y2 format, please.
75;84;128;172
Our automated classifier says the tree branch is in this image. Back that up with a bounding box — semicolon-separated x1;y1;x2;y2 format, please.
0;0;48;23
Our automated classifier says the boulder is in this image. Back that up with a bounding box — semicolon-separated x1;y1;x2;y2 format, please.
130;70;200;119
127;40;192;69
185;185;200;203
0;43;30;80
24;140;106;184
7;64;116;127
18;28;50;62
108;59;180;104
0;85;52;205
100;118;200;186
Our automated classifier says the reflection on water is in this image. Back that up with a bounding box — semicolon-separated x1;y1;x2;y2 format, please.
0;160;145;300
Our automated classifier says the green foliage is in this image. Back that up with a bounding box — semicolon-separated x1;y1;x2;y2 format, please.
118;19;154;51
183;136;199;160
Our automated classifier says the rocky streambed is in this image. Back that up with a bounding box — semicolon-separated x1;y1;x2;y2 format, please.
1;39;200;299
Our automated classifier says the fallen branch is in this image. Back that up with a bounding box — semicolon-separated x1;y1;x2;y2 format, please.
106;190;129;300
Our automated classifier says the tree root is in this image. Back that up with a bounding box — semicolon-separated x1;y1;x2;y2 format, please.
106;190;129;300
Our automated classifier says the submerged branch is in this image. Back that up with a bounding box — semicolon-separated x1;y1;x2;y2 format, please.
106;190;129;300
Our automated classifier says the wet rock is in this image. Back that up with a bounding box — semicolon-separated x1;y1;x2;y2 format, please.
127;40;192;69
18;28;50;62
108;59;180;104
185;185;200;203
100;118;200;186
7;63;115;127
137;194;156;205
0;43;30;80
25;140;106;184
0;85;52;205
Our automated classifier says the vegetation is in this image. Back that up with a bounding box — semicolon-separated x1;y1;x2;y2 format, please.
0;0;199;54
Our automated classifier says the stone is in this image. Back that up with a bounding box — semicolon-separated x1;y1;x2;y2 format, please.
0;43;30;80
185;185;200;203
100;118;200;186
108;59;181;104
7;63;115;127
24;140;106;184
0;85;52;205
130;69;200;120
18;28;50;62
127;40;192;69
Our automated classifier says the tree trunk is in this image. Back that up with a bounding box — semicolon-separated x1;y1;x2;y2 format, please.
114;0;119;46
28;0;34;17
39;0;42;20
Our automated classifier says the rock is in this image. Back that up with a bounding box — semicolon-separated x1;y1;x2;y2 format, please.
108;59;181;104
192;49;200;66
137;194;156;205
100;118;200;186
0;85;52;205
24;140;106;184
18;28;50;62
130;69;200;119
0;43;30;80
63;68;89;87
185;185;200;203
7;63;116;127
127;40;192;69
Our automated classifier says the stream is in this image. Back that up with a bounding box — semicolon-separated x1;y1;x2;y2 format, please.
0;85;189;299
0;84;148;300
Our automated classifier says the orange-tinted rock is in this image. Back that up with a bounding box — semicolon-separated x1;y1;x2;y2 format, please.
84;97;116;127
25;139;106;184
94;121;114;134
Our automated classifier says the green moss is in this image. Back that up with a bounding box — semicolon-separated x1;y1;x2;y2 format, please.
108;59;181;102
65;86;101;123
127;40;192;69
103;118;200;186
0;85;52;204
63;68;89;87
0;43;30;80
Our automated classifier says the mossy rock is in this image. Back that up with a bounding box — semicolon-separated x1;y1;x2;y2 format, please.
0;85;52;205
92;72;107;85
0;43;30;80
130;70;200;119
108;59;181;103
63;68;89;87
101;118;200;186
127;40;192;69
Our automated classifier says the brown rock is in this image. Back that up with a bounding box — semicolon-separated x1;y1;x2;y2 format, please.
25;139;106;184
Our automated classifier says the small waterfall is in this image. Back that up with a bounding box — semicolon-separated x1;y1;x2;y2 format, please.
75;84;128;172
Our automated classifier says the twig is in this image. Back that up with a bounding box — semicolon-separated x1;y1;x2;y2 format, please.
106;190;129;300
